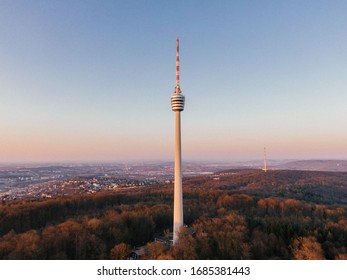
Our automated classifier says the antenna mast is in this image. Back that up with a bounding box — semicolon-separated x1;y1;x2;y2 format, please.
175;37;181;94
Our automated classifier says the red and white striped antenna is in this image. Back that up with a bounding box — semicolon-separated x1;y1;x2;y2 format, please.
175;37;181;94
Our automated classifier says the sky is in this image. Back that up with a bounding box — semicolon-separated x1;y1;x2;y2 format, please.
1;0;347;162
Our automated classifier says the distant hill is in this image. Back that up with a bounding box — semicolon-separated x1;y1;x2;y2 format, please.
275;160;347;172
187;169;347;206
210;159;347;172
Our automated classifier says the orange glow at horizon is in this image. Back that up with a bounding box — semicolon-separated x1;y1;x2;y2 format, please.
1;125;346;162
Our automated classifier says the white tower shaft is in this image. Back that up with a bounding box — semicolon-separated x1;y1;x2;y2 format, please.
171;37;185;244
173;111;183;243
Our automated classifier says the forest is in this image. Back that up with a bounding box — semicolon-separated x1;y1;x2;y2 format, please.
0;169;346;259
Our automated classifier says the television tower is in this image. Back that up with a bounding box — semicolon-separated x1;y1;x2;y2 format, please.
263;145;267;173
171;37;185;244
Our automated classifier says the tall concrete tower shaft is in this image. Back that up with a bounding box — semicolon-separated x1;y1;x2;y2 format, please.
171;37;185;244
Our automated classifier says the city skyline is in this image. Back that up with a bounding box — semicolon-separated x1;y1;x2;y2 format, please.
1;1;347;162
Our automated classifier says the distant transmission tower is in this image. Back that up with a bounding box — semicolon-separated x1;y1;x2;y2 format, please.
171;37;185;244
263;145;267;173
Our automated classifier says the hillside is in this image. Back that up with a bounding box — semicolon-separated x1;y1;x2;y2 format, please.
186;169;347;205
276;160;347;172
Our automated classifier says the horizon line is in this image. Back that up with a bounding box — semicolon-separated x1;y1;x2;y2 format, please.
1;158;347;165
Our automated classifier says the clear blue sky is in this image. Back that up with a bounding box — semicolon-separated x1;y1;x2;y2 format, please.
1;0;346;162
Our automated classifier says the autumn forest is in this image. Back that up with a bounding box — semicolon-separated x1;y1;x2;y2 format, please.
0;169;346;260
